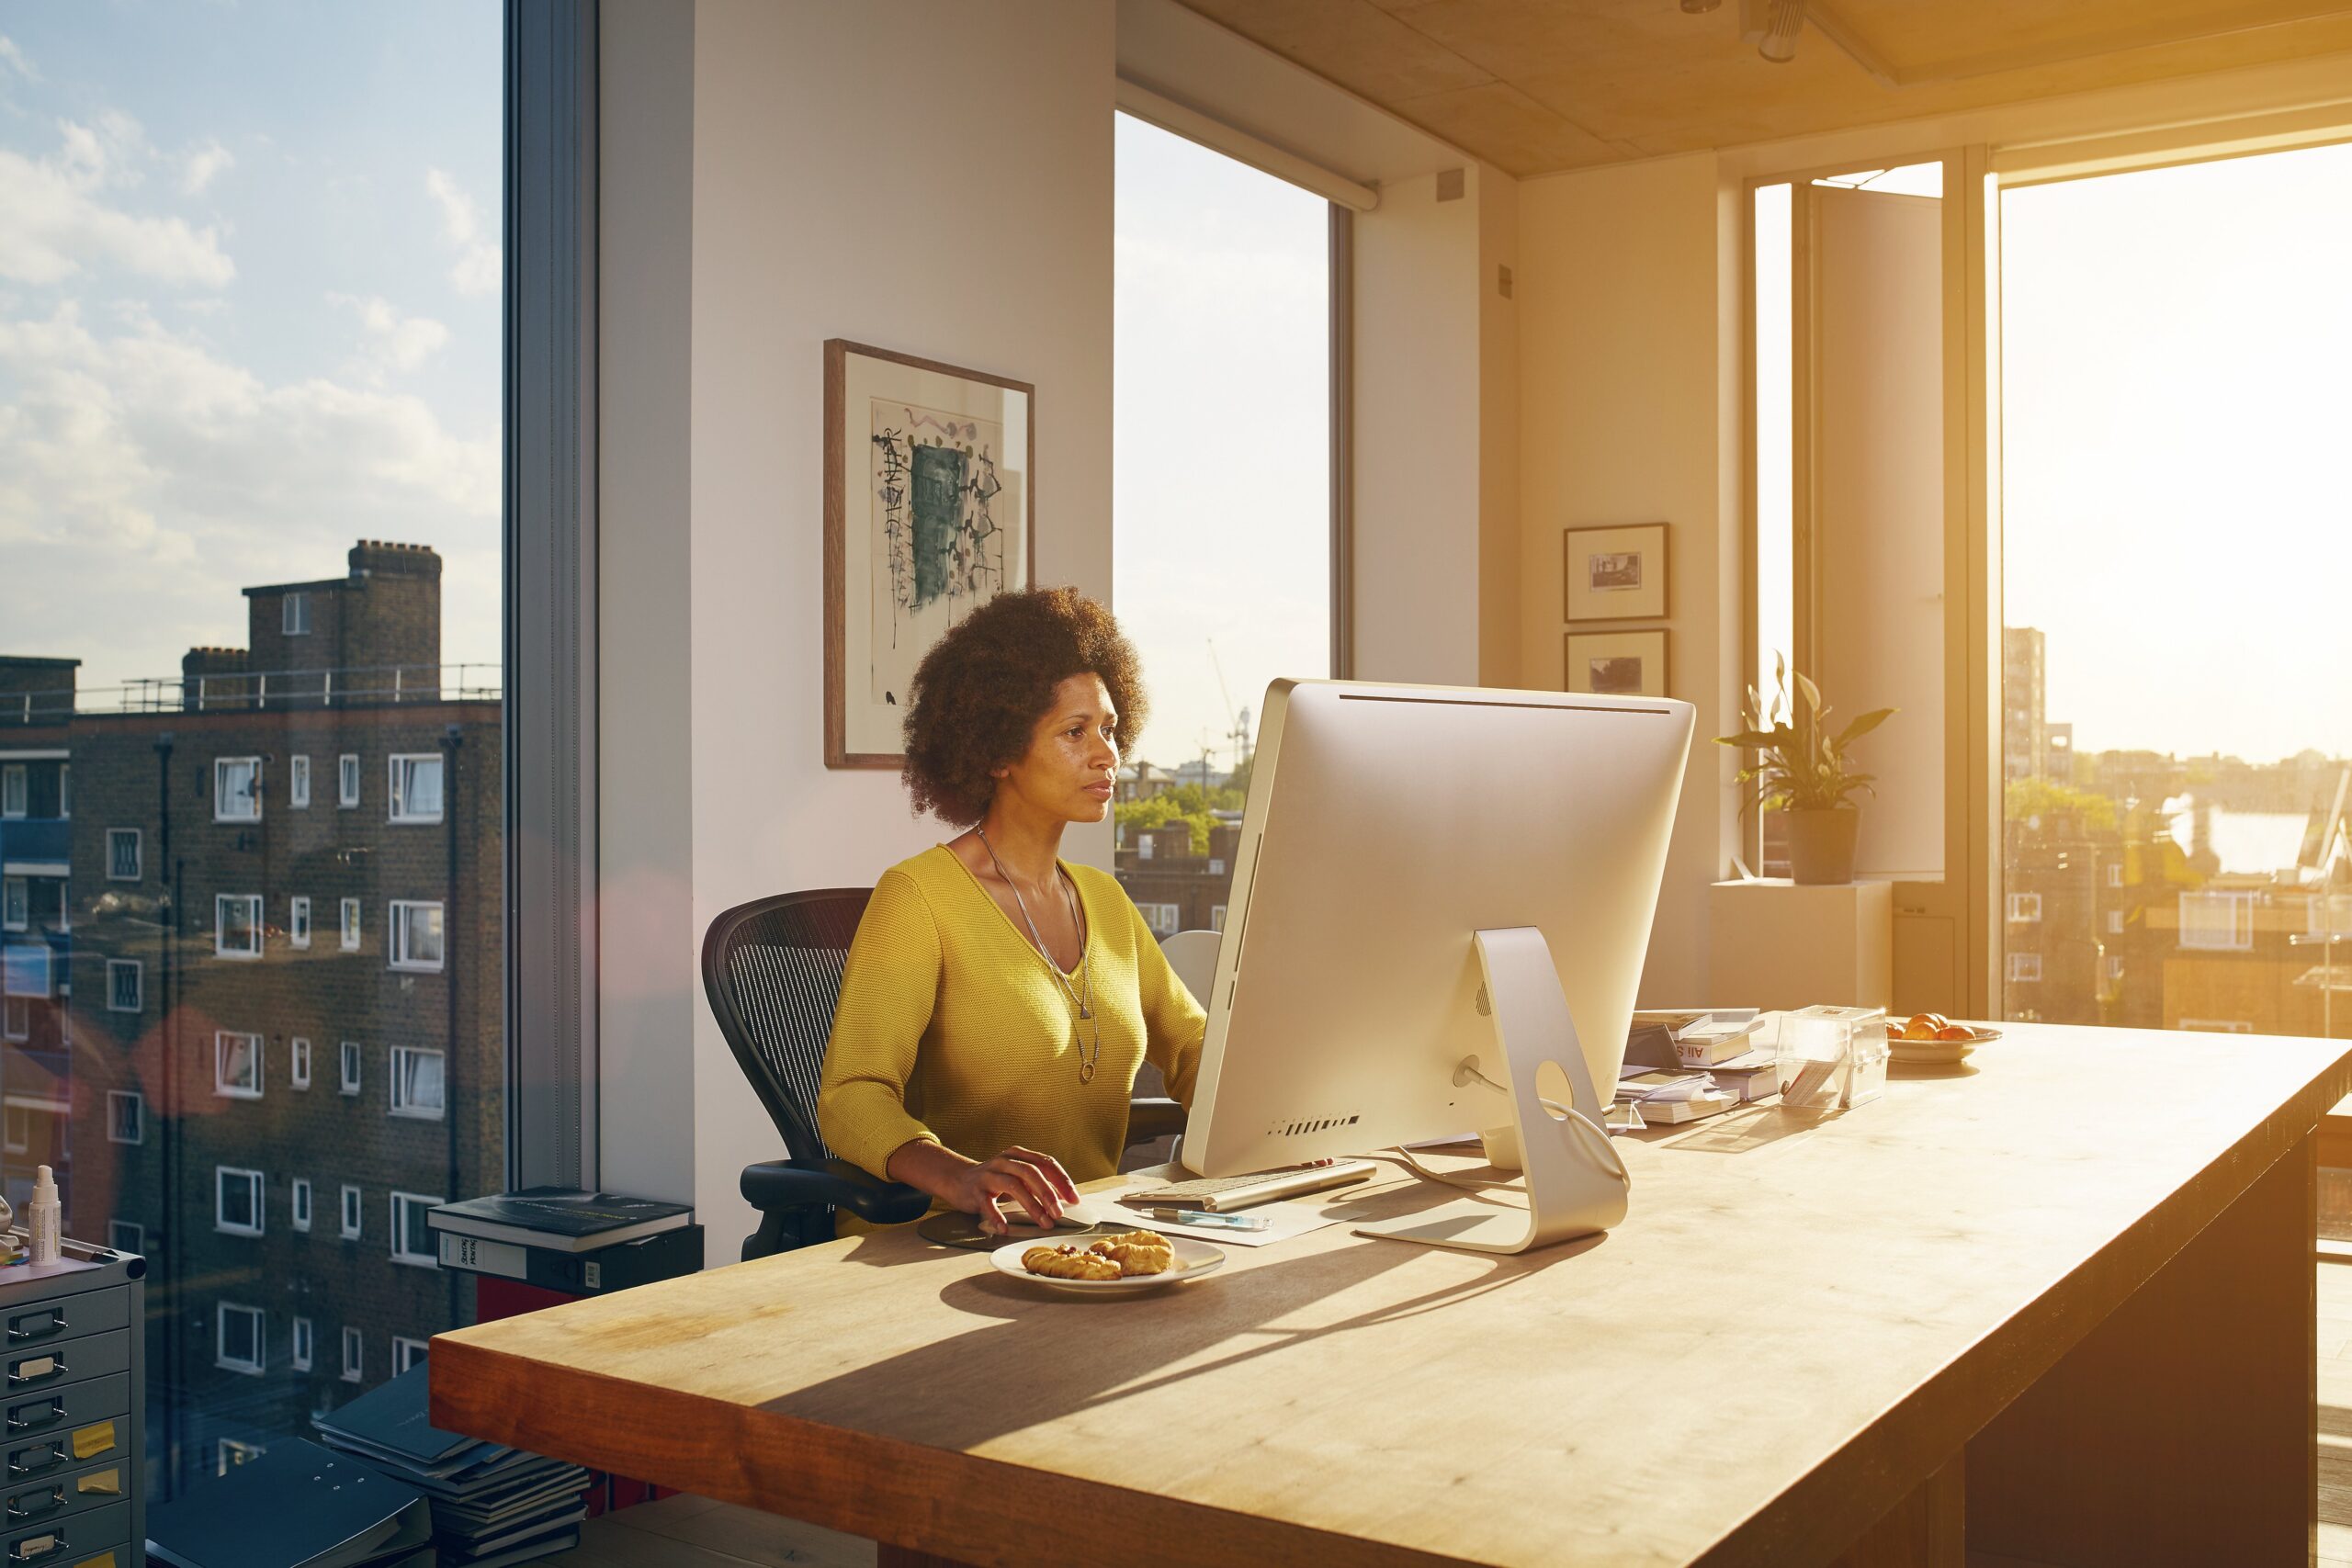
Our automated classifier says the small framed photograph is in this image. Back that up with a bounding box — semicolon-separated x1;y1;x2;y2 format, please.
1564;524;1668;623
1566;630;1669;698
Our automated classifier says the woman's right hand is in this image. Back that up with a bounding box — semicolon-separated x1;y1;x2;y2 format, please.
950;1145;1080;1234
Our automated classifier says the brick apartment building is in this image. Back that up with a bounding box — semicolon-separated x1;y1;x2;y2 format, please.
0;540;501;1495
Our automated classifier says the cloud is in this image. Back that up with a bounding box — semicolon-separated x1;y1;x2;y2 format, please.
328;291;448;375
425;168;499;297
0;118;232;287
178;139;233;196
0;35;38;83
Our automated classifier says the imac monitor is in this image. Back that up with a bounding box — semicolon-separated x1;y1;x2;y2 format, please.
1179;679;1692;1248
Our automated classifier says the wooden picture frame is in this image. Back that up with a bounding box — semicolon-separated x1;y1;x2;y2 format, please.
1566;629;1670;698
825;339;1035;768
1564;523;1668;623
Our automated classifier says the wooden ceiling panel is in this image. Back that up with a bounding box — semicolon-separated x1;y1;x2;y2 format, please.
1833;0;2352;81
1388;81;1635;173
1175;0;1497;104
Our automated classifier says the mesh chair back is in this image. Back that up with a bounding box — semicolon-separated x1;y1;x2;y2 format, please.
701;888;873;1163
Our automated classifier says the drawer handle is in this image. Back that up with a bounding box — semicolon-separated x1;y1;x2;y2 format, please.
3;1444;62;1480
5;1522;63;1562
4;1313;63;1347
4;1401;62;1437
3;1487;62;1524
5;1359;62;1391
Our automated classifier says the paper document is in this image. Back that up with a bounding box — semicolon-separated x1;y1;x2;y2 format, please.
1102;1190;1373;1248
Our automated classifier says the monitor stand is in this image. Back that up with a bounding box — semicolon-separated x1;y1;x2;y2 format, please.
1355;927;1631;1255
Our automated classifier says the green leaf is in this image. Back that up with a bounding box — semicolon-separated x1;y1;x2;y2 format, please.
1794;671;1821;716
1834;707;1896;748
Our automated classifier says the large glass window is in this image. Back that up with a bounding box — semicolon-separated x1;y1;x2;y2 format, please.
1111;114;1332;937
0;4;504;1495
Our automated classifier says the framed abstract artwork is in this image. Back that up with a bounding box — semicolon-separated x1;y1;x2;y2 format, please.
1563;523;1668;623
1566;629;1670;698
825;339;1034;767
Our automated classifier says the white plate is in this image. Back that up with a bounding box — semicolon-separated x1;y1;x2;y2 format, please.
989;1235;1227;1294
1889;1026;2000;1065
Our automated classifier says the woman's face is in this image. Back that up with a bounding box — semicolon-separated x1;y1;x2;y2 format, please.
993;672;1120;826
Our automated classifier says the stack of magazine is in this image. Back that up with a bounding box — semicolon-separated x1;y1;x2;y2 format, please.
315;1361;592;1567
427;1188;698;1296
147;1438;433;1568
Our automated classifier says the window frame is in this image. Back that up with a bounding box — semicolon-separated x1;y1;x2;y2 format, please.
292;1315;314;1371
388;752;446;824
341;897;361;951
341;1325;363;1382
106;829;141;883
340;1183;363;1239
0;764;23;818
389;900;447;973
2178;890;2257;953
2007;892;2042;923
1;877;25;932
213;756;263;823
214;1166;264;1237
216;1303;266;1376
107;1089;143;1145
393;1336;429;1376
390;1046;447;1121
0;997;25;1043
338;752;360;809
214;1031;264;1100
283;590;311;636
340;1040;363;1096
289;754;311;809
390;1191;442;1268
2007;951;2044;984
214;893;264;960
291;1178;312;1233
291;1036;311;1089
107;1220;143;1257
289;895;311;950
107;959;142;1014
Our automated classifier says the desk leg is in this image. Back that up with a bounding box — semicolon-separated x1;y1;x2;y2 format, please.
1830;1453;1964;1567
877;1547;978;1568
1966;1131;2317;1567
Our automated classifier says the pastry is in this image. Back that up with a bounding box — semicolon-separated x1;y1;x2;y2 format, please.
1023;1245;1121;1281
1089;1230;1175;1277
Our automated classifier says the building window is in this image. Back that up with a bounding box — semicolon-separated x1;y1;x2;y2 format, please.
107;1221;143;1257
2179;1017;2256;1034
107;1091;143;1145
214;756;262;822
2007;952;2042;984
2107;908;2124;935
292;1179;312;1233
340;1184;363;1239
1210;905;1227;933
393;1337;429;1376
0;998;25;1043
292;1317;314;1372
107;959;142;1014
0;765;23;818
289;755;311;808
2007;892;2042;923
107;829;141;882
1136;903;1181;937
390;1048;446;1120
340;1041;362;1095
2;1105;28;1154
216;1303;266;1376
283;591;311;635
390;1192;441;1268
289;896;311;950
215;894;263;959
215;1032;263;1100
389;754;445;823
215;1167;264;1236
389;901;446;972
341;897;361;951
291;1037;312;1089
1;878;25;931
2106;863;2124;888
2179;891;2257;953
338;753;360;808
342;1326;363;1383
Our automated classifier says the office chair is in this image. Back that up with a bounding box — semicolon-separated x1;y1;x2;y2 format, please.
702;887;1191;1259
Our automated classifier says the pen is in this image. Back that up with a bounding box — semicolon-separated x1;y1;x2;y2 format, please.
1137;1208;1272;1231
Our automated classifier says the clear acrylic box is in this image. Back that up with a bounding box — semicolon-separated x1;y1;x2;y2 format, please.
1773;1004;1890;1111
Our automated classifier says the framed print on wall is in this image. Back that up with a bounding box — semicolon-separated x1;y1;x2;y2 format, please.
1563;523;1668;623
1566;629;1670;698
825;339;1035;767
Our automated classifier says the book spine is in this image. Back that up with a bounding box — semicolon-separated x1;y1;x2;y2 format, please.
440;1226;703;1295
440;1233;529;1278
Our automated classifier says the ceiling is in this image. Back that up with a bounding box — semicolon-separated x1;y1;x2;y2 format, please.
1170;0;2352;176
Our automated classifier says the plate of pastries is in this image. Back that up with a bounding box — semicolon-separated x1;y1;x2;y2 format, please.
989;1228;1227;1294
1889;1011;2000;1064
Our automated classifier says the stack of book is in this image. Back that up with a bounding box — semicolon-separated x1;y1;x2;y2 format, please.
315;1361;593;1568
147;1438;433;1568
427;1187;698;1295
1624;1009;1765;1070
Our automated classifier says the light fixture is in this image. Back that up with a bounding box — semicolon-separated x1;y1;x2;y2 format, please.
1740;0;1805;62
1680;0;1722;13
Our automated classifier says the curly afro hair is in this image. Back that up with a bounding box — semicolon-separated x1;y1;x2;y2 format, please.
899;586;1148;827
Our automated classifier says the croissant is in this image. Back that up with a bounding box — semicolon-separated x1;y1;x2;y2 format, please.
1023;1245;1121;1281
1089;1230;1175;1277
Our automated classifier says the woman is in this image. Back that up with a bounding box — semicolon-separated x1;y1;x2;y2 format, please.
817;586;1206;1234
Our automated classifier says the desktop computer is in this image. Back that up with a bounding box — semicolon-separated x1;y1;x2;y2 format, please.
1177;678;1693;1254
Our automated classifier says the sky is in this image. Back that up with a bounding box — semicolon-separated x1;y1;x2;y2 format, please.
0;1;503;694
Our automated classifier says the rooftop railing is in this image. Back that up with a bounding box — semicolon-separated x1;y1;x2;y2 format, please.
0;663;502;724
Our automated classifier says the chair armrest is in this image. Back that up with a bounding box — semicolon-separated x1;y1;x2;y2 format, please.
1125;1097;1189;1145
740;1158;931;1226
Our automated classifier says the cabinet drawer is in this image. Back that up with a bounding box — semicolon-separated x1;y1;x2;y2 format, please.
6;1417;124;1484
0;1381;122;1445
1;1498;126;1565
0;1337;125;1402
0;1453;128;1535
0;1297;124;1354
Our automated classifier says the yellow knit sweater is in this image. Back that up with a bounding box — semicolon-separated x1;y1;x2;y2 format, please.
817;845;1205;1187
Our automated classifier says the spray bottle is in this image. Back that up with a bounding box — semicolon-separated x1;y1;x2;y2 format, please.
28;1166;59;1266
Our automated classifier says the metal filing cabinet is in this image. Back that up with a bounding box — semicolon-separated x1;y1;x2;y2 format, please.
0;1237;143;1568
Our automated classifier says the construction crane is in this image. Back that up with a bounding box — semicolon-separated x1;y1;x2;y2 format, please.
1207;639;1252;779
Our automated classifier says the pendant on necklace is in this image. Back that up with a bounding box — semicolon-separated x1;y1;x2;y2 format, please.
1079;1005;1093;1021
1079;1058;1096;1084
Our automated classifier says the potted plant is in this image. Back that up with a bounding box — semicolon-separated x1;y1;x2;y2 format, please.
1716;659;1894;886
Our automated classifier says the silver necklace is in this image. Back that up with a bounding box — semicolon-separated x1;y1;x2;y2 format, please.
974;827;1102;1082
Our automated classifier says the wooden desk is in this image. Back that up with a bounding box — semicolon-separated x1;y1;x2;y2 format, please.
433;1025;2351;1566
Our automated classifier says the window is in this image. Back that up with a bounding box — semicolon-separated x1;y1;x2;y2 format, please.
1210;905;1227;933
2007;952;2043;984
107;1091;143;1145
292;1179;312;1233
2180;1017;2256;1034
342;1326;364;1383
290;755;311;808
2106;863;2124;889
2178;891;2256;953
216;1304;265;1376
0;998;24;1043
2;1106;27;1154
393;1337;429;1375
291;1038;312;1089
1136;903;1181;937
107;829;141;882
0;765;22;818
340;1184;363;1239
390;1192;441;1268
341;897;361;951
58;765;67;819
215;1167;263;1236
215;1032;263;1100
2107;909;2124;936
340;1042;363;1096
214;757;262;822
1;878;24;931
389;902;445;972
215;894;263;959
107;1221;143;1257
390;1048;446;1120
2007;893;2042;923
2101;954;2126;984
338;753;360;808
107;960;142;1014
289;896;311;950
389;754;445;823
293;1317;314;1372
283;591;311;635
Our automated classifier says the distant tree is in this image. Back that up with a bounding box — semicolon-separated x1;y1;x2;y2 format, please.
2005;777;2118;835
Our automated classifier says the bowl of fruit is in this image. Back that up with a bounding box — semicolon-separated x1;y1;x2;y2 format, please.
1889;1012;1998;1065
